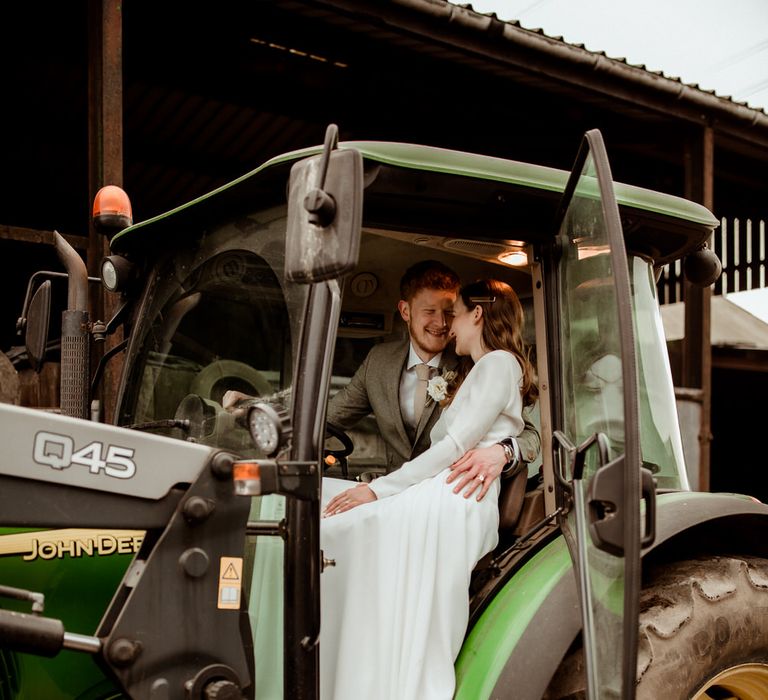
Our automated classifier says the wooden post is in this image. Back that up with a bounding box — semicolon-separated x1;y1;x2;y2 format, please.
88;0;124;423
682;126;714;491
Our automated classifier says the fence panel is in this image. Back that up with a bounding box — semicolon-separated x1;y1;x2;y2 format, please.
658;217;766;304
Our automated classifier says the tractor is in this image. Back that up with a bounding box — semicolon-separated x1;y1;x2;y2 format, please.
1;126;767;699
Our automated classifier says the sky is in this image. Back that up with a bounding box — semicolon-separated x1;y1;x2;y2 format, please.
461;0;768;325
460;0;768;111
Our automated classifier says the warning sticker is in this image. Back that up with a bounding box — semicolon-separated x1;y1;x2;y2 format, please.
217;556;243;610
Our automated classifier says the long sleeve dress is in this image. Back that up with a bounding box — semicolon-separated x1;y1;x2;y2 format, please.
320;350;525;700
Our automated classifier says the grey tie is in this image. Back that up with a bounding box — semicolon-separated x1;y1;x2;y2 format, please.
413;363;432;426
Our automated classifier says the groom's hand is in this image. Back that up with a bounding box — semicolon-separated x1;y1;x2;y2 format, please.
447;444;506;501
323;484;377;517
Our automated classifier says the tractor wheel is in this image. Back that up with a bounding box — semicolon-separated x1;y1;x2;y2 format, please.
543;556;768;699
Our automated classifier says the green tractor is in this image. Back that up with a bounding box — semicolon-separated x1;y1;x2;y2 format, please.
2;126;768;700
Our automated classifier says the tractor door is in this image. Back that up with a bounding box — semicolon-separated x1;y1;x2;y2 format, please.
550;130;643;699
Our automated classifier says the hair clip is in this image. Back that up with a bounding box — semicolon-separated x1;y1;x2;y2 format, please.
468;296;496;303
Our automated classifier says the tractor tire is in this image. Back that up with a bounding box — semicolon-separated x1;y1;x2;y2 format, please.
543;556;768;699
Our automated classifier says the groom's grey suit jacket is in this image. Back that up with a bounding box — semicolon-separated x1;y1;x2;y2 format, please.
327;337;539;473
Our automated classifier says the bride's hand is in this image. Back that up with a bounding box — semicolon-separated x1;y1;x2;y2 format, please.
447;444;506;501
323;484;377;517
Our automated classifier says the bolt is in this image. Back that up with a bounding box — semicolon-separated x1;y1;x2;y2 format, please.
108;638;142;667
210;452;234;480
183;496;214;524
179;548;209;578
204;679;243;700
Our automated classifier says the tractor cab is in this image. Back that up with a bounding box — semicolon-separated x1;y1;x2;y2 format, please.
105;129;717;698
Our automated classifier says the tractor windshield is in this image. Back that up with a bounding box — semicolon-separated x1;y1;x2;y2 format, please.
117;204;306;457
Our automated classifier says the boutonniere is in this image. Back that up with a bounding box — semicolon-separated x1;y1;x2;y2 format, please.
426;370;456;403
441;370;457;384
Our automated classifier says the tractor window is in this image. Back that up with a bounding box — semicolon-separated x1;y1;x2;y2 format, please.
558;241;626;464
118;207;307;458
631;256;688;489
127;248;288;452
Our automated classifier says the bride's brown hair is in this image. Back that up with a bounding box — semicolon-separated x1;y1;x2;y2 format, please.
451;279;538;408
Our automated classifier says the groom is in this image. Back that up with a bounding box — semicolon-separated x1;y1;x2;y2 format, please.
326;259;540;494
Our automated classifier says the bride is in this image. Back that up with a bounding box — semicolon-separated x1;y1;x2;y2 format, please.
320;279;538;700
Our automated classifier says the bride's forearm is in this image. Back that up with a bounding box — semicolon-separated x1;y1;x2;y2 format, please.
369;434;461;499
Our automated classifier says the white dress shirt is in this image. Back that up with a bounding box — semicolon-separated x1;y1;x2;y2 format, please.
399;344;442;431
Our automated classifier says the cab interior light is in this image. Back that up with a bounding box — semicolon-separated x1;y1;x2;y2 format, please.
498;250;529;267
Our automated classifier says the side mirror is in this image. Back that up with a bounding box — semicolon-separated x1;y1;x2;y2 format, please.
285;125;363;283
26;280;51;372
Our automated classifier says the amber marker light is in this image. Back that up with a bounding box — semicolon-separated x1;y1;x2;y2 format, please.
92;185;133;237
233;461;262;496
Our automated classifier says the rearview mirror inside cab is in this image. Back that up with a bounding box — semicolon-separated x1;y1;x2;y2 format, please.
285;145;363;283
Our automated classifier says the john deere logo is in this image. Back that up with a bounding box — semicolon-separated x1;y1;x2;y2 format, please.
0;529;144;562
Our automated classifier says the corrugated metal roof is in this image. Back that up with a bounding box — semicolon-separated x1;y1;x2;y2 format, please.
294;0;768;145
451;1;767;117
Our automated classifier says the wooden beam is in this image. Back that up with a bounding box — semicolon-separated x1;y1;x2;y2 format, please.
713;350;768;373
0;224;88;251
88;0;124;423
682;125;714;491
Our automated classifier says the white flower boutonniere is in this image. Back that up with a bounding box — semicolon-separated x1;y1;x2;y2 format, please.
426;375;449;402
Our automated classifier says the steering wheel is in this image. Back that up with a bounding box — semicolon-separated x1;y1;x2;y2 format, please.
324;423;354;479
189;359;273;404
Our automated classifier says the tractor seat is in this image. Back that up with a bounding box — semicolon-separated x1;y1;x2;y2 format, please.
498;465;529;533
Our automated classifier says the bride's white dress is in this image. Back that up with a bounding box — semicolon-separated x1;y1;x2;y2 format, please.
320;350;525;700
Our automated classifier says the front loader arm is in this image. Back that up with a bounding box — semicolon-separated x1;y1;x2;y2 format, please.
0;403;254;699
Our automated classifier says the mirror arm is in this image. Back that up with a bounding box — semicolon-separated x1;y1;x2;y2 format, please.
316;123;339;190
16;272;101;335
304;124;340;227
16;271;67;335
90;338;129;398
100;299;131;338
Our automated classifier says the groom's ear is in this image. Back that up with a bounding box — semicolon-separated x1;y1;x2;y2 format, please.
397;299;410;323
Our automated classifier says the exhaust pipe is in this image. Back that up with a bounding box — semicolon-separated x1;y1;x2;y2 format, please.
53;232;89;419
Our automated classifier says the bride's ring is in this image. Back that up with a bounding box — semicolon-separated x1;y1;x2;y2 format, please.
477;474;485;483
